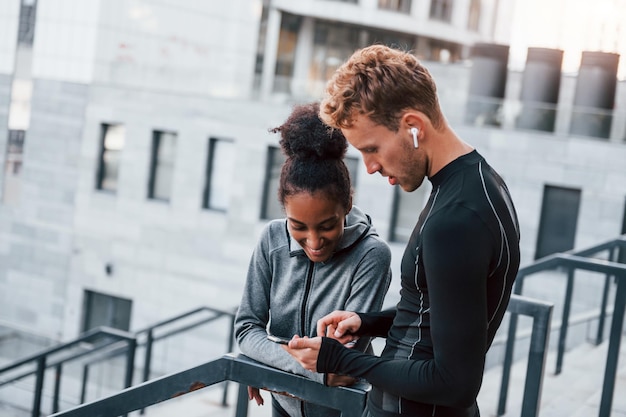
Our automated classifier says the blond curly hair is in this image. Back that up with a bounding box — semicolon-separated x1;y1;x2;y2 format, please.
320;45;444;132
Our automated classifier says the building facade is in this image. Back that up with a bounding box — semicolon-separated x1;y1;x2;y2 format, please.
0;0;624;364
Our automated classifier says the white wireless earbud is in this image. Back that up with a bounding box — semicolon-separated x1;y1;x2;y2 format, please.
410;127;419;149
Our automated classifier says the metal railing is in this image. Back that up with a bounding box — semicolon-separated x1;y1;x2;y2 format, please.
46;294;554;417
499;235;626;417
0;326;136;417
0;305;236;416
49;354;369;417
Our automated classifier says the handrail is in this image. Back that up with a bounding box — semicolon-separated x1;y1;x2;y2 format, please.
48;354;369;417
0;327;136;417
47;294;553;417
0;306;236;416
501;235;626;417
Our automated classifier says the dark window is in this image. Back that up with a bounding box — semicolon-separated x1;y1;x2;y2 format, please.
203;137;235;211
260;146;286;220
389;183;431;242
2;130;26;204
379;0;412;14
147;130;177;202
467;0;480;31
535;185;581;259
96;124;125;192
274;13;302;93
430;0;453;22
17;0;37;45
81;290;132;333
5;129;25;175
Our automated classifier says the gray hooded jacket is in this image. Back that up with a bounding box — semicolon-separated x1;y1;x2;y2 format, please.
235;205;392;417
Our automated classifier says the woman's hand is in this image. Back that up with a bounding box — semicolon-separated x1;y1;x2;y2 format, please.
283;336;322;372
247;386;264;406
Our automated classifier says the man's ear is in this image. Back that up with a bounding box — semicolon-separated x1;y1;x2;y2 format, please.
401;112;424;131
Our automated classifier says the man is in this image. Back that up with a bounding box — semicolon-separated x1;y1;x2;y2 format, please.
284;45;521;417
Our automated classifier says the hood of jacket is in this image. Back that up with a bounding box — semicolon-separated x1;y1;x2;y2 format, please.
287;205;375;258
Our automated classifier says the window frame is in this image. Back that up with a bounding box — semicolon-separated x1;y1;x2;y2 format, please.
147;129;177;202
203;137;235;211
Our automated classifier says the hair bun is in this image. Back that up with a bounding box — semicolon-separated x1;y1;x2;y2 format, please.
273;102;348;161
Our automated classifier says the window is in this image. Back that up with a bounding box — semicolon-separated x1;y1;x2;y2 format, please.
274;13;302;93
148;130;177;202
261;147;286;220
467;0;480;31
535;185;581;259
379;0;412;14
17;0;37;45
2;130;25;204
260;147;360;220
81;290;132;333
96;124;125;192
389;182;431;242
430;0;453;22
203;137;235;211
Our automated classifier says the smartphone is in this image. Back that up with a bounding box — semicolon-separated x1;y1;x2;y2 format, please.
267;335;290;345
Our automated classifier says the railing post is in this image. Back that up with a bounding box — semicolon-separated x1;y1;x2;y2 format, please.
497;274;525;416
498;312;518;416
143;329;154;383
234;382;249;417
53;363;63;413
223;312;236;407
598;272;626;417
555;267;575;374
125;338;137;388
80;364;89;403
596;247;617;345
520;303;552;417
32;355;46;417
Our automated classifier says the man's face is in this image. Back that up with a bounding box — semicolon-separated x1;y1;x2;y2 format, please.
341;114;427;192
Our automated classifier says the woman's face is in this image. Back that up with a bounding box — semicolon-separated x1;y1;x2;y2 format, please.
284;191;347;263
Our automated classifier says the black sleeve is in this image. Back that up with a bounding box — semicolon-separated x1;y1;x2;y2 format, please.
357;309;395;338
317;208;494;408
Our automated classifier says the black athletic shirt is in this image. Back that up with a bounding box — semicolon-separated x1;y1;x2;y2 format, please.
316;150;520;417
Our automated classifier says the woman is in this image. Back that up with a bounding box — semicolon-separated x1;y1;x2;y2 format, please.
234;102;392;417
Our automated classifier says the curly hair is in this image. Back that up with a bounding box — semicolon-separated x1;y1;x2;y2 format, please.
270;102;352;211
320;44;444;132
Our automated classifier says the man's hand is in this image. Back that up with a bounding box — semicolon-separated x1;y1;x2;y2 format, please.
316;310;362;344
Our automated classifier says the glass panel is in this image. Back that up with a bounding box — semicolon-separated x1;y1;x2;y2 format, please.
98;124;125;192
151;131;177;201
82;290;132;332
206;138;235;211
261;147;286;220
391;182;431;242
535;185;581;259
379;0;412;13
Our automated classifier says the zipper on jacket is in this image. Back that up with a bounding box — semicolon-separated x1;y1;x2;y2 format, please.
300;260;314;336
299;261;315;417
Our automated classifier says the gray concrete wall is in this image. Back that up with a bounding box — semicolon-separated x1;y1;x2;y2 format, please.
0;79;88;340
0;64;624;351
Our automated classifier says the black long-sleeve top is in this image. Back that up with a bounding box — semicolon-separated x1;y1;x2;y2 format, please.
316;151;521;417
